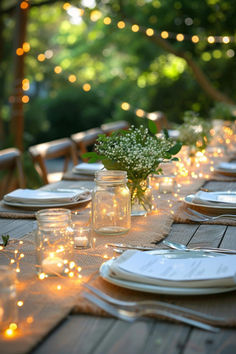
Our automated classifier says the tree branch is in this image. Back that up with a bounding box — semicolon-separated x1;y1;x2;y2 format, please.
139;28;235;105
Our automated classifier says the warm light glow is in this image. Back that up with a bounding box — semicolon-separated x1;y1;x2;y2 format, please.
39;273;46;280
77;266;82;272
207;36;215;44
17;300;24;307
26;316;34;324
117;21;125;29
54;66;62;74
69;261;75;269
222;36;230;44
136;109;145;117
176;33;184;41
16;268;20;273
131;24;139;32
68;74;76;83
57;285;62;290
121;102;130;111
0;246;4;251
191;35;199;43
22;95;29;103
20;1;29;10
161;31;169;39
83;83;91;91
9;323;17;330
103;17;111;25
146;28;154;36
23;42;30;52
68;271;74;278
5;328;14;337
37;54;46;62
16;48;24;56
63;2;71;10
90;10;102;22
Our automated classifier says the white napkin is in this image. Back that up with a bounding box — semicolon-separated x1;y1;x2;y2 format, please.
192;191;236;207
74;162;104;175
217;162;236;172
108;250;236;288
4;188;91;205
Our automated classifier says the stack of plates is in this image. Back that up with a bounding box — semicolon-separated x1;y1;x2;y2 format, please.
215;162;236;177
184;191;236;212
100;249;236;295
73;162;104;175
3;188;91;209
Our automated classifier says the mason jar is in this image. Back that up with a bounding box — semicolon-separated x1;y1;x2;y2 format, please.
92;170;131;235
35;209;73;276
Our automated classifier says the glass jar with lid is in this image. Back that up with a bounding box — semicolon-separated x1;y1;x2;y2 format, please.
35;208;73;276
92;170;131;235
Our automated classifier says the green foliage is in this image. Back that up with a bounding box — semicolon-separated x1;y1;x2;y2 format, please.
177;111;212;151
210;102;236;121
1;234;9;247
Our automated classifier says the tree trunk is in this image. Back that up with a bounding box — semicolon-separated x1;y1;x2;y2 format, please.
10;2;28;152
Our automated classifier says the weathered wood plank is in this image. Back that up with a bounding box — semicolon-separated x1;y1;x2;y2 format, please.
183;328;236;354
220;226;236;250
32;315;117;354
0;219;35;238
189;224;227;247
163;223;200;246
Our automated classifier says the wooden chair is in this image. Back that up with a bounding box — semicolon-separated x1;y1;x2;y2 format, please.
0;148;25;198
146;111;168;132
101;120;129;136
71;127;103;162
28;138;78;184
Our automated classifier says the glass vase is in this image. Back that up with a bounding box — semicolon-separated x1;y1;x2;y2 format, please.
92;170;131;235
128;178;153;216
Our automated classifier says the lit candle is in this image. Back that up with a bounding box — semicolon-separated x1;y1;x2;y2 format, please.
41;253;64;275
74;227;91;249
159;176;175;193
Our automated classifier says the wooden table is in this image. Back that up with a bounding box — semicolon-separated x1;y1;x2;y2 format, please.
1;179;236;354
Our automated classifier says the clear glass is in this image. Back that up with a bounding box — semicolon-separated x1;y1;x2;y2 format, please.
35;209;73;276
0;265;18;331
129;179;153;216
92;170;131;235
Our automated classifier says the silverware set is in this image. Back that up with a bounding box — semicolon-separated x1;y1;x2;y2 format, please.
81;283;225;332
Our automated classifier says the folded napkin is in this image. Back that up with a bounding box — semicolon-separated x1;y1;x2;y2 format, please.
4;188;91;205
74;162;104;175
217;162;236;172
191;191;236;207
107;250;236;288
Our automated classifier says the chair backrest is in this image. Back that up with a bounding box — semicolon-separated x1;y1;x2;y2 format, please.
146;111;168;132
28;138;78;184
0;148;25;198
101;120;129;136
71;127;103;161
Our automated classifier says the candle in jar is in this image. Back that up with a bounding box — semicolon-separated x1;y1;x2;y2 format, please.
41;253;64;275
159;177;175;193
74;227;91;249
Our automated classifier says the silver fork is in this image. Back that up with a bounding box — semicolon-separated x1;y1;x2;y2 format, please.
185;209;236;222
83;283;226;325
82;292;220;333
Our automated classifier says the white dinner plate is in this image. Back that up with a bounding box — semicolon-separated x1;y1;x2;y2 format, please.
214;167;236;177
3;196;91;210
184;192;236;212
99;250;236;296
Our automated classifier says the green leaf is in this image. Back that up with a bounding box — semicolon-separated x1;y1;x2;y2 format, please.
148;119;158;135
82;151;98;158
163;128;169;139
88;157;100;163
2;235;9;247
171;157;179;161
168;142;182;155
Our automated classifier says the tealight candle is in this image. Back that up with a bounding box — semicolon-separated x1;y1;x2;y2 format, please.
158;176;175;193
41;254;64;275
73;227;91;249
